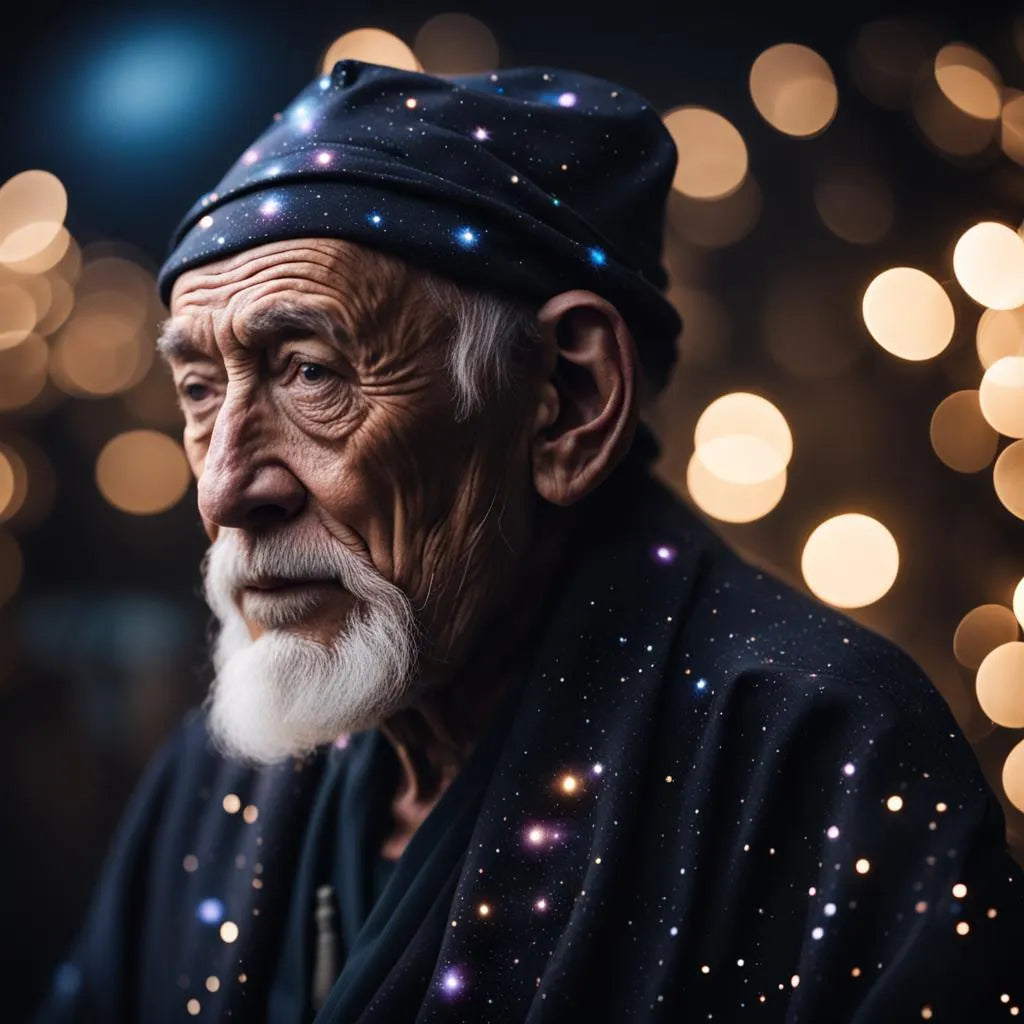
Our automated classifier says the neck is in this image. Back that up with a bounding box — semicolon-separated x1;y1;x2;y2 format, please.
377;501;574;816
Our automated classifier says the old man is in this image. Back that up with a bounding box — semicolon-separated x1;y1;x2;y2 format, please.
38;60;1024;1022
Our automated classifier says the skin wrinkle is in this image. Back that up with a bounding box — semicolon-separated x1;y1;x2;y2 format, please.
164;235;638;856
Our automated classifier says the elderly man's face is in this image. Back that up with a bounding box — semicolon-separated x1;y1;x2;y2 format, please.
162;237;541;761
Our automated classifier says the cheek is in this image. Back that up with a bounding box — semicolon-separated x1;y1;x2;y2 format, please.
184;433;208;478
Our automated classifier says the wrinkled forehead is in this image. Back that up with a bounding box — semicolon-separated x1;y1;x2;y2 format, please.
163;236;446;357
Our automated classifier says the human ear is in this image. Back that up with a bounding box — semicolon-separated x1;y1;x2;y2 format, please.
530;290;638;506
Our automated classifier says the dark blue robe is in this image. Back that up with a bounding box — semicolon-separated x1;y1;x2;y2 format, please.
35;440;1024;1022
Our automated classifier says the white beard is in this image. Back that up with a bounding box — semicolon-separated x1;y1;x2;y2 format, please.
200;529;422;764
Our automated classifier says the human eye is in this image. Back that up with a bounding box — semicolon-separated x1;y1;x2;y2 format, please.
177;377;220;408
295;361;334;385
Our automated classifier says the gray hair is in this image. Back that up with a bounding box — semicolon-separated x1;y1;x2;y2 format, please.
423;275;542;423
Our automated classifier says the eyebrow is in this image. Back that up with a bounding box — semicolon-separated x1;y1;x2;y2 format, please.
155;303;352;365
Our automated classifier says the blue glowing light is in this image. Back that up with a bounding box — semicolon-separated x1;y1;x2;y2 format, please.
367;211;383;227
454;227;479;248
196;898;225;924
589;247;607;267
695;678;708;692
79;24;232;142
319;76;331;90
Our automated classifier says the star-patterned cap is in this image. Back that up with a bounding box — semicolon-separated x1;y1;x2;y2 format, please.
156;59;682;391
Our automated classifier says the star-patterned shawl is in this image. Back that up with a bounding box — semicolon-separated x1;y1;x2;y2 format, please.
36;434;1024;1022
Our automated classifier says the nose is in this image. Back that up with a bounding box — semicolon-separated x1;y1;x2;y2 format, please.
196;394;306;530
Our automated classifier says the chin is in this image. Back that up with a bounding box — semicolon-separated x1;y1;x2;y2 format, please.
200;526;423;764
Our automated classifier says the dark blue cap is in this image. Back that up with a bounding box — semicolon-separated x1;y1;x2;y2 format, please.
157;60;682;391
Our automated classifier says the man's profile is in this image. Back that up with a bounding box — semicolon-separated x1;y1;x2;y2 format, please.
35;59;1024;1023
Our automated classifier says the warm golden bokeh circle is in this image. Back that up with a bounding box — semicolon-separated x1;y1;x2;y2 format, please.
694;435;784;485
1013;578;1024;631
1001;92;1024;166
686;454;787;523
953;223;1024;310
954;604;1021;670
0;443;28;522
0;170;68;267
749;43;838;137
321;29;420;75
979;357;1024;438
976;642;1024;727
994;441;1024;519
662;107;748;200
414;13;499;74
0;448;17;519
0;437;54;528
0;333;48;411
694;392;793;472
95;430;191;515
933;44;1001;121
800;513;899;608
861;267;954;360
977;307;1024;369
50;292;153;398
929;390;999;472
0;283;38;350
1002;736;1024;814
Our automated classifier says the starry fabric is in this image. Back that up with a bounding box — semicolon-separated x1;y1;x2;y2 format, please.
35;437;1024;1022
154;60;682;392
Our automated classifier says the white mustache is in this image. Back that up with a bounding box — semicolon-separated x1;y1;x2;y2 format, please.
203;530;388;610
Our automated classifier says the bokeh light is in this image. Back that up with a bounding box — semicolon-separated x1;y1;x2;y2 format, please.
933;44;1001;121
694;392;793;477
4;226;72;276
0;170;68;266
929;390;999;472
1001;92;1024;167
994;441;1024;519
977;307;1024;369
686;455;787;523
953;223;1024;310
801;514;899;608
321;28;420;74
0;334;48;411
662;107;748;199
414;13;498;74
0;444;27;522
861;267;954;360
1002;736;1024;814
1013;578;1024;631
814;167;894;245
0;448;18;519
0;283;39;350
954;604;1021;670
0;529;22;607
51;295;153;397
95;430;191;515
979;357;1024;437
976;642;1024;727
749;44;838;137
0;438;55;529
913;78;998;158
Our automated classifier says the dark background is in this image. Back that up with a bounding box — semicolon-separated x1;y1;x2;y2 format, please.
2;1;1023;1018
